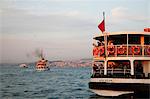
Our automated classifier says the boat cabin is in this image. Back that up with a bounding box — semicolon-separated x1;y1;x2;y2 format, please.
92;31;150;79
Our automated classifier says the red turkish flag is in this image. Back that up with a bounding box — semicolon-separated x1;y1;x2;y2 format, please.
98;20;105;33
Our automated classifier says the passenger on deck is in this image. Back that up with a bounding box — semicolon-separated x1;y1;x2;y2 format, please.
136;64;143;73
107;40;114;55
108;62;116;68
108;40;114;46
135;63;144;78
97;41;105;46
97;41;101;46
93;64;99;74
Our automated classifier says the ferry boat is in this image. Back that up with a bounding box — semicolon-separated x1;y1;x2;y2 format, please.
36;57;49;71
89;29;150;97
35;49;50;71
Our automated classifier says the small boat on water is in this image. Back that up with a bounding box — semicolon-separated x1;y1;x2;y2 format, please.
19;63;28;68
89;17;150;97
35;49;50;71
36;58;50;71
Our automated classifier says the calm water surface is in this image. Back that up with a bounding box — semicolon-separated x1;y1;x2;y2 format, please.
0;64;144;99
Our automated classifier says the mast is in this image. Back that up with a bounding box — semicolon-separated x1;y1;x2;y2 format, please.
41;49;44;59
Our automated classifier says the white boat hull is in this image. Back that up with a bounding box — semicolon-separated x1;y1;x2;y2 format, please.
90;89;133;96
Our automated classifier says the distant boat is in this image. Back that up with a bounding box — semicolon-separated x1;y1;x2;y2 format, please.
36;58;50;71
19;63;28;68
34;49;50;71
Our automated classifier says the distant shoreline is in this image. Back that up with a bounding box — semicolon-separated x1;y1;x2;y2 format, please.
0;59;92;67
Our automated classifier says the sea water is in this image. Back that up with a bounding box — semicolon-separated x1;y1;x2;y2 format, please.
0;64;93;99
0;64;146;99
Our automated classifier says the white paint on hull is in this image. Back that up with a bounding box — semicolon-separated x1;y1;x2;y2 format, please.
36;68;49;71
91;89;134;96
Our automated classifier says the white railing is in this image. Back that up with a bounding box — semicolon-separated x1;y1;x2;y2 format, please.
94;69;130;75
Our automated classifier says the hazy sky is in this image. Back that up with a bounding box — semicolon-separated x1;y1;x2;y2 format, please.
0;0;149;63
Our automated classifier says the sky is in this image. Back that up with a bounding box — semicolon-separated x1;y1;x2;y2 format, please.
0;0;149;63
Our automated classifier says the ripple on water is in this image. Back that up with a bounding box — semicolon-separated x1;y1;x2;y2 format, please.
0;66;100;98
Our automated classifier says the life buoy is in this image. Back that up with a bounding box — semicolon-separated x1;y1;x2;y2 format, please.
107;46;115;54
146;46;150;55
93;47;100;56
117;46;125;55
99;46;105;55
132;46;140;55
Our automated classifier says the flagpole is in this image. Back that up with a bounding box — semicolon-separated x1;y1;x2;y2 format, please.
103;12;107;75
103;12;107;56
98;12;107;75
103;12;105;23
41;49;43;59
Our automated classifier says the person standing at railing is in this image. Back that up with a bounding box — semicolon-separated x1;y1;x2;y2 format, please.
136;64;143;74
107;40;115;55
108;40;113;45
97;41;101;46
97;40;105;46
93;64;99;76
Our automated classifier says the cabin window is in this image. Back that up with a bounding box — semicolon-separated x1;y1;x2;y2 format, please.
128;35;140;44
144;35;150;45
108;35;127;45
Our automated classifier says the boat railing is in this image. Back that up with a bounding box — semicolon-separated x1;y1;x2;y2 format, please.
93;44;150;57
93;68;130;78
94;68;130;75
92;68;149;78
107;68;131;74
